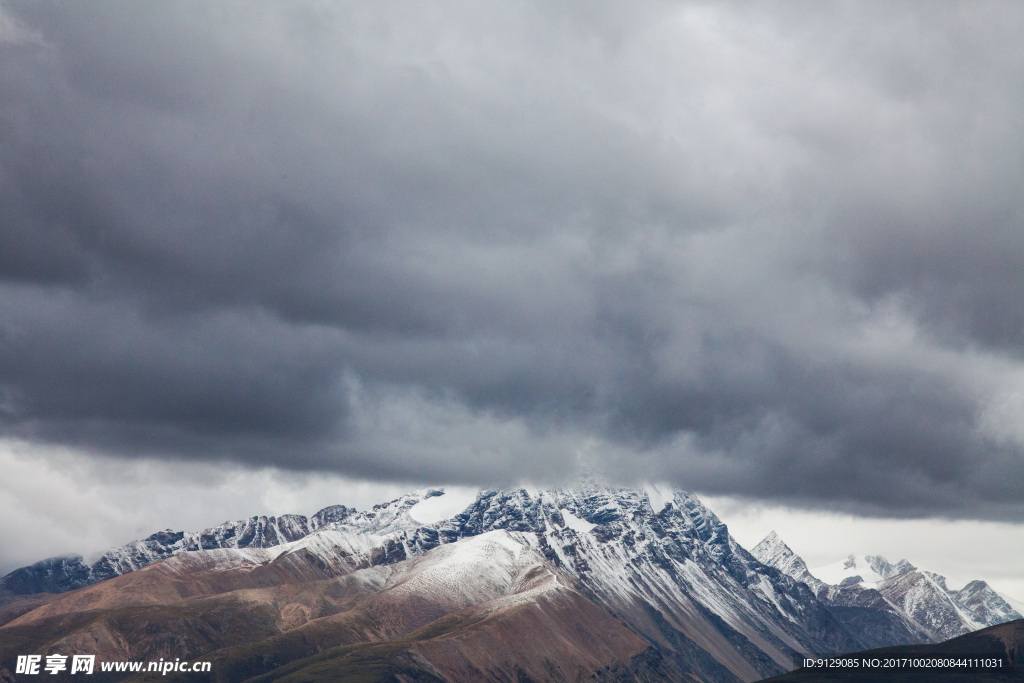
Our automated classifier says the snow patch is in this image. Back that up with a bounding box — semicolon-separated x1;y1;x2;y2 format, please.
560;508;596;533
643;483;673;513
811;555;884;588
756;574;797;623
407;488;479;524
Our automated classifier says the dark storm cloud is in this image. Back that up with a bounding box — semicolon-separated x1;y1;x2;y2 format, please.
1;1;1022;517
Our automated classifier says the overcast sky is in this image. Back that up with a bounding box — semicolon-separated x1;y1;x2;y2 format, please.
1;1;1022;587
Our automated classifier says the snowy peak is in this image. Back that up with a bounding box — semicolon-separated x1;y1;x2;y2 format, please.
752;531;832;600
866;554;914;580
881;568;985;640
674;489;729;546
336;489;447;534
753;531;802;575
881;567;1022;636
811;554;900;588
309;504;355;529
893;558;916;575
951;580;1023;628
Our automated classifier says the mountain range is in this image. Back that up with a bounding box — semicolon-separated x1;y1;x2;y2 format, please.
752;531;1022;643
1;483;1020;682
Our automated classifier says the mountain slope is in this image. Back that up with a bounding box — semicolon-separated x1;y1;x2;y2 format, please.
1;529;652;679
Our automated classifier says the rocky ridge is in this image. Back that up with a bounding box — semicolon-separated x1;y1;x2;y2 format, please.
0;504;356;595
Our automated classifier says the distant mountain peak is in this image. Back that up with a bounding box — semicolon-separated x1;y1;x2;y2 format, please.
752;530;793;561
752;532;827;596
756;532;1022;644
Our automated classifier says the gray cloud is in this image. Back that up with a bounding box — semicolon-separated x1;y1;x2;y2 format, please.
1;0;1022;518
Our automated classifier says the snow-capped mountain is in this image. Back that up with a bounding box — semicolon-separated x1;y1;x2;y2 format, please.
753;531;1023;645
0;488;484;597
752;533;930;648
1;483;874;682
433;484;860;679
751;531;828;594
810;554;914;588
3;485;1019;682
0;503;356;595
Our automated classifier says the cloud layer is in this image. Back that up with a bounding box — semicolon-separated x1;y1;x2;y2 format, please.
1;1;1022;518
